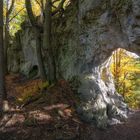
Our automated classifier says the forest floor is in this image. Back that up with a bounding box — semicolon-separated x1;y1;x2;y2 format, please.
0;74;140;140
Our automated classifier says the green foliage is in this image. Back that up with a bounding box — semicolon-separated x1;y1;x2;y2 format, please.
39;81;50;90
17;90;41;105
4;0;43;36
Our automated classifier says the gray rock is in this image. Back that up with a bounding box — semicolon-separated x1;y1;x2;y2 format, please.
8;0;140;128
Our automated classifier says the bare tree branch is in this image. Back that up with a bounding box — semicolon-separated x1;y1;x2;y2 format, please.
7;0;15;16
35;0;41;7
52;0;66;16
52;0;60;4
25;0;37;27
9;7;25;23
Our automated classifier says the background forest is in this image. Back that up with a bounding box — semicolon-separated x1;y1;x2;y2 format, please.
111;48;140;109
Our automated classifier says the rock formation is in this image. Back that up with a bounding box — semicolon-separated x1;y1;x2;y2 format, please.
8;0;140;128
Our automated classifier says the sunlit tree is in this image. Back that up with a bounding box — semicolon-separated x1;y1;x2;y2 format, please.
111;48;140;108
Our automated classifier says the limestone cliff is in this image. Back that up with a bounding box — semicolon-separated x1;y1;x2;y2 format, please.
8;0;140;128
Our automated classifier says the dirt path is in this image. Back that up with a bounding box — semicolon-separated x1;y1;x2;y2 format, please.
0;110;139;140
80;110;140;140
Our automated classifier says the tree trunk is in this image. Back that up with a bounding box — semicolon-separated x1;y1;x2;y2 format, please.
34;28;47;81
0;0;8;109
43;0;56;84
4;20;9;74
4;0;15;74
25;0;47;81
4;0;10;74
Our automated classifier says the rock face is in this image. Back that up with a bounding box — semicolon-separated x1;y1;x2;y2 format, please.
8;0;140;128
8;23;38;76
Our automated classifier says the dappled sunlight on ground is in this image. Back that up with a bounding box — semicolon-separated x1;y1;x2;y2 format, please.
0;74;139;140
0;75;81;139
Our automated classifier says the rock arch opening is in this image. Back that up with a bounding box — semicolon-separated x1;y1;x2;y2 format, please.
109;48;140;109
78;46;140;128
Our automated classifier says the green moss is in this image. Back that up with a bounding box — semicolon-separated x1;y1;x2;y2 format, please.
112;0;132;14
23;118;38;127
68;76;81;92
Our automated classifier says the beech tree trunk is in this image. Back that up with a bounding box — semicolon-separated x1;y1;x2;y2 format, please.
25;0;47;81
35;28;47;81
4;25;9;74
4;0;15;74
43;0;56;84
0;0;7;102
4;0;10;74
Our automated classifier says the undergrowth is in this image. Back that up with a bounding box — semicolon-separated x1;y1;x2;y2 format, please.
16;80;49;105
